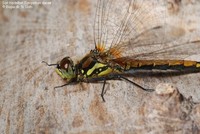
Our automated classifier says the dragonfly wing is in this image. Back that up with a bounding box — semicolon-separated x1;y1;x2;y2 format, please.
93;0;125;51
112;24;189;58
94;0;200;61
94;0;167;51
111;39;200;65
130;32;200;60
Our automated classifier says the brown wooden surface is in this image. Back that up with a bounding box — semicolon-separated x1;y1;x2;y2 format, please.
1;0;200;133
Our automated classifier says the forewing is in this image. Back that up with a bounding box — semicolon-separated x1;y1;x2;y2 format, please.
94;0;135;50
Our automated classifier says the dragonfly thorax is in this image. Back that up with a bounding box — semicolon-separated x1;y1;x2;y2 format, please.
76;53;113;79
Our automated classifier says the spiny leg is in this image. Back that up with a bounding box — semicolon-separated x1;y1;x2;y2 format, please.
119;76;155;92
54;83;69;89
101;79;106;102
42;61;58;66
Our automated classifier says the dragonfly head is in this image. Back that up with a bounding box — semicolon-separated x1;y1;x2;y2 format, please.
55;57;76;81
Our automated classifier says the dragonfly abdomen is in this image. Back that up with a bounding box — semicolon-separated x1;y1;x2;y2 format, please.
124;60;200;71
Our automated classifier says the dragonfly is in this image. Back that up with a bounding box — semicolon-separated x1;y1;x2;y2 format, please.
43;0;200;102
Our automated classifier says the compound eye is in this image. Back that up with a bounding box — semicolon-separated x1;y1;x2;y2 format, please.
59;57;73;70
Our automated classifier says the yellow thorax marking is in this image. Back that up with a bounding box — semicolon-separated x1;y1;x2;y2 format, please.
98;68;112;76
86;63;106;76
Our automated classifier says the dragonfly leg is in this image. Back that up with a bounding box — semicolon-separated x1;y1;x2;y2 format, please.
119;76;155;92
54;83;69;89
101;79;106;102
42;61;58;66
